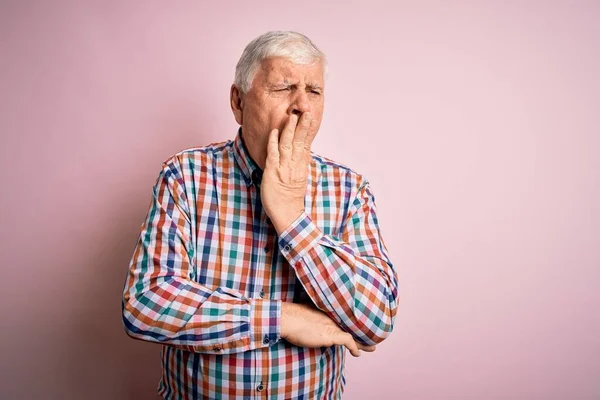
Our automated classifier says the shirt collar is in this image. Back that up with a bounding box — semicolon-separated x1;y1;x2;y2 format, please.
232;127;262;186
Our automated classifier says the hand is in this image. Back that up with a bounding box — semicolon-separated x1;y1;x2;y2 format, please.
280;302;377;357
261;112;318;234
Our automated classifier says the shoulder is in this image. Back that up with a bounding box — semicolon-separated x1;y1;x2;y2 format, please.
160;139;233;170
310;151;368;188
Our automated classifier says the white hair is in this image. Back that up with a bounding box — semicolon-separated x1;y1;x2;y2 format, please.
234;31;328;93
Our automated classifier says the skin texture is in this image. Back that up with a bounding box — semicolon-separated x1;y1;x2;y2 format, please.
230;56;376;357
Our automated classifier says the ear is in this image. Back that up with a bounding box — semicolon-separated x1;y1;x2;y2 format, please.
230;84;244;125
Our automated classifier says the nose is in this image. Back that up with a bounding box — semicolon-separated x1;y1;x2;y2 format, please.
287;90;311;115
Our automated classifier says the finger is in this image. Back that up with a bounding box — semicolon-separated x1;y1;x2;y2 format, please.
358;343;376;352
304;118;319;151
266;128;280;167
279;113;299;164
337;332;361;357
291;112;311;162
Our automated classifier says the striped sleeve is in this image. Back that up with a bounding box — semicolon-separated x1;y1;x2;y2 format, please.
122;156;281;354
277;179;398;345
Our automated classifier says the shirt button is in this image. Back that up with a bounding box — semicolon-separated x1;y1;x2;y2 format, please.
283;244;291;252
263;335;270;344
213;346;222;352
256;382;264;392
259;289;265;298
264;246;270;253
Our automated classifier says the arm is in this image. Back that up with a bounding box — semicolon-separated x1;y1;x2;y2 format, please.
277;178;399;346
259;111;398;346
121;156;280;355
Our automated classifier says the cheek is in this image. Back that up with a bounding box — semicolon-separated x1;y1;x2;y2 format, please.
312;119;323;135
311;110;324;133
245;102;271;127
270;105;292;129
311;98;324;115
260;97;288;119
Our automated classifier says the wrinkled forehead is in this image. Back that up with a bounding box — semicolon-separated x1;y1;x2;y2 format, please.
256;57;325;85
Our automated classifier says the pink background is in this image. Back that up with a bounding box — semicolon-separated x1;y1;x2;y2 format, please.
1;1;599;399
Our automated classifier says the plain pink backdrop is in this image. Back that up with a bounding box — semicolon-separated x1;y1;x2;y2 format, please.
1;1;599;399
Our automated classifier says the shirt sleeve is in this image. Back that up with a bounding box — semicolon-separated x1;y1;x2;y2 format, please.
122;156;281;354
277;178;399;346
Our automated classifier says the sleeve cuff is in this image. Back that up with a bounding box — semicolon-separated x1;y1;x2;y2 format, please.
277;212;323;265
249;298;281;348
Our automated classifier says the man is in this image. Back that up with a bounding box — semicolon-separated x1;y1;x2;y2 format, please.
122;31;399;399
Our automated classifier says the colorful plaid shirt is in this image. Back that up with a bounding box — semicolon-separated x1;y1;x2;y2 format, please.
122;129;399;399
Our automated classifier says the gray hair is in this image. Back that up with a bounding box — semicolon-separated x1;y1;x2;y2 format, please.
234;31;327;93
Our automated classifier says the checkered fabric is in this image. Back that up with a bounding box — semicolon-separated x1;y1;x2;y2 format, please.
122;128;399;399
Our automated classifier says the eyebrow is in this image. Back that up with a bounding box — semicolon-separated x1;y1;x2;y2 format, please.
306;83;323;91
268;81;324;92
273;82;323;90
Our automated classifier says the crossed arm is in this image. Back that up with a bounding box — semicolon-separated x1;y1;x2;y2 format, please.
122;114;398;356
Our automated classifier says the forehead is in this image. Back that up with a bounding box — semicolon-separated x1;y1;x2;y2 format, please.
255;57;324;85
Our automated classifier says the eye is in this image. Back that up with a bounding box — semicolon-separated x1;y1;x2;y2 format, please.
309;90;322;96
275;87;290;92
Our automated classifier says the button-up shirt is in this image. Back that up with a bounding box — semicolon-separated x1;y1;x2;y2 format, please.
122;129;399;399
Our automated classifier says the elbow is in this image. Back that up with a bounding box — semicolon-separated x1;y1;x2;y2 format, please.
362;321;395;346
356;303;398;346
122;315;143;340
121;299;139;339
121;295;151;341
367;290;399;345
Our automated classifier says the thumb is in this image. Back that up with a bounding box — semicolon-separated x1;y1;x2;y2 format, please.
336;331;360;357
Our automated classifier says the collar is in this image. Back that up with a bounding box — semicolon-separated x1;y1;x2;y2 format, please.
232;127;263;186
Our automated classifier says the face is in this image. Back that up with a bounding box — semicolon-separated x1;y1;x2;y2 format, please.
230;56;325;168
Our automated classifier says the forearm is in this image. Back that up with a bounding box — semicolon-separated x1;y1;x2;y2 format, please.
278;212;398;345
122;273;281;354
122;157;282;354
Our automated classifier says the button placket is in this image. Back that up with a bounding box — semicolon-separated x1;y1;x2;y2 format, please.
251;177;269;301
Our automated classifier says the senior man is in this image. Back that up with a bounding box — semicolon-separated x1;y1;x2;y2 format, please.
122;31;399;399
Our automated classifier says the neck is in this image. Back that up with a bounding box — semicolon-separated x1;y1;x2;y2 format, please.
241;128;267;170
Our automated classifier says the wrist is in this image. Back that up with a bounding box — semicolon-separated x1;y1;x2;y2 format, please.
280;302;294;339
271;208;304;234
